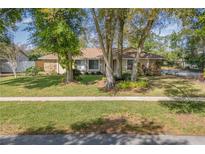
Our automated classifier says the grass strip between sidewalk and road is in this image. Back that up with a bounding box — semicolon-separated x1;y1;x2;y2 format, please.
0;101;205;135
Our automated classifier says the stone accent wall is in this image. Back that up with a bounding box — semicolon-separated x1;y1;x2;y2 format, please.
44;61;57;74
35;60;44;70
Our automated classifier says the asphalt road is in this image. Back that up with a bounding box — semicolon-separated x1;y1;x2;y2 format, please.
1;134;205;145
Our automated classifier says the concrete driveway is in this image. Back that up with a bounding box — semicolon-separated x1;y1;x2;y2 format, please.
1;134;205;145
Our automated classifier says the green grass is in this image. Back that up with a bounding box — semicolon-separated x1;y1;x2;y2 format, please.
76;74;103;84
116;76;205;97
0;101;205;135
0;75;204;96
0;75;107;96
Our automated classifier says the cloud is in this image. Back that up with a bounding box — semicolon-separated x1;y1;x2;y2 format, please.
22;17;32;24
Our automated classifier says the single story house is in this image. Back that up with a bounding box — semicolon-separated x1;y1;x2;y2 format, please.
36;47;164;75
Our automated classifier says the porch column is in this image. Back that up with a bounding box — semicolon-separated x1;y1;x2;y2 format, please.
85;59;87;72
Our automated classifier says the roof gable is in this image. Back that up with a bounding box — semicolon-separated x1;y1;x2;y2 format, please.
38;48;164;60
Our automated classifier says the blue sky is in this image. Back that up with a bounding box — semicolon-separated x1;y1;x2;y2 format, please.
13;17;32;48
14;23;30;44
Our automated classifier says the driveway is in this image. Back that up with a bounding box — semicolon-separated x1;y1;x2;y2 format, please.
0;134;205;145
161;69;201;78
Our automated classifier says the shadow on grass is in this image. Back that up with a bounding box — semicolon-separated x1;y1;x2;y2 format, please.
148;76;201;97
160;101;205;114
0;75;103;89
153;76;205;114
76;75;103;85
18;122;67;135
0;118;189;145
71;115;164;135
16;115;164;135
0;75;62;89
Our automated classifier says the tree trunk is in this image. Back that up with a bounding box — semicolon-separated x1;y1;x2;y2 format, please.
13;69;16;78
105;65;115;90
65;52;73;83
116;18;124;79
202;48;205;71
8;62;17;78
65;67;73;83
116;53;122;79
91;9;115;90
116;9;126;79
106;46;115;90
12;67;17;78
130;9;158;81
131;48;141;81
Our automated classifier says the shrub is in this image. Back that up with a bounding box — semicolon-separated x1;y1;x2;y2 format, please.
73;69;82;76
25;66;43;76
96;71;103;75
116;80;148;90
122;73;131;81
73;69;82;80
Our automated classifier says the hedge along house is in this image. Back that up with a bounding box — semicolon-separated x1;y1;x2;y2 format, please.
36;47;164;75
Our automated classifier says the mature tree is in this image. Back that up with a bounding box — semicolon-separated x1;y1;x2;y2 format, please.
170;9;205;70
0;42;24;78
30;9;84;83
27;47;47;61
129;9;160;81
116;9;128;79
185;9;205;71
91;8;117;89
0;9;23;43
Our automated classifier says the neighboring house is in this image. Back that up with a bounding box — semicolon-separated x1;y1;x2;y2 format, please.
0;50;35;73
36;47;164;75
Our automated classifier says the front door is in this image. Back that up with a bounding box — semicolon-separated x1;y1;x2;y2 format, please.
113;59;117;75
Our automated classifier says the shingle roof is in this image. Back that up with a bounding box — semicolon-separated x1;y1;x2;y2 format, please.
38;47;163;60
38;54;58;60
122;52;164;59
120;47;164;59
75;48;103;59
38;48;103;60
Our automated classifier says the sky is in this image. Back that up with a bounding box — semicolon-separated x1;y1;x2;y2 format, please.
13;17;33;48
13;16;181;49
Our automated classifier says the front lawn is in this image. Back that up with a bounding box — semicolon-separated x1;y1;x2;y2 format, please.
0;75;107;96
116;76;205;97
0;75;204;97
0;101;205;135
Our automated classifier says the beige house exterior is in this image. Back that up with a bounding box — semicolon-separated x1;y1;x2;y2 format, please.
36;47;163;75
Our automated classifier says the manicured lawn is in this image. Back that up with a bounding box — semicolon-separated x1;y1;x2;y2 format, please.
116;76;205;97
0;74;204;96
0;101;205;135
0;75;108;96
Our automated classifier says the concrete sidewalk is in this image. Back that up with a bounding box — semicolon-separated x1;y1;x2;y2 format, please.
0;96;205;102
0;134;205;145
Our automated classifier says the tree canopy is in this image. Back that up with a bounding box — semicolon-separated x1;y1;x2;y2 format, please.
29;9;85;82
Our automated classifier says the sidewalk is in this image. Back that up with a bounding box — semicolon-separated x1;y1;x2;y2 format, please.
0;96;205;102
1;134;205;145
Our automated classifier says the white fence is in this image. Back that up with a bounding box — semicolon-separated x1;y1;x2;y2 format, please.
0;61;35;73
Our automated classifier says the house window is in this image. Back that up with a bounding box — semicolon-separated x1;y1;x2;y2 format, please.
75;60;85;71
127;59;133;70
75;60;83;66
89;60;99;70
